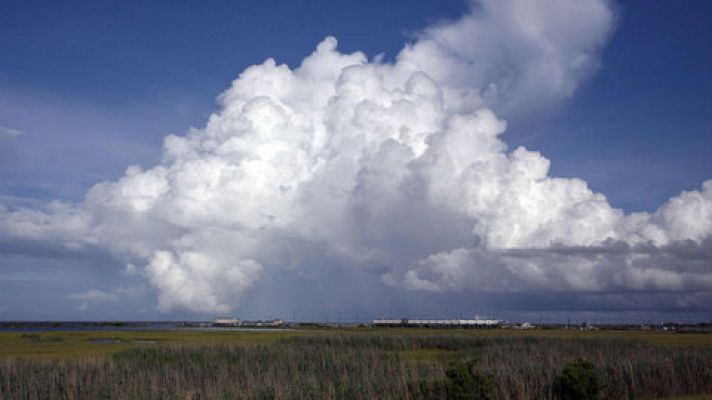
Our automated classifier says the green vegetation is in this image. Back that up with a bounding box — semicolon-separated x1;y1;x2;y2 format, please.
0;330;301;359
0;329;710;399
442;359;497;399
552;359;601;400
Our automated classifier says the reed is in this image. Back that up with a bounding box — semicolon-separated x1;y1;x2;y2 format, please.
0;334;710;399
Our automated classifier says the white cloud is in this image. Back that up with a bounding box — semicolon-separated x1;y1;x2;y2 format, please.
395;0;616;118
402;240;712;294
1;0;711;314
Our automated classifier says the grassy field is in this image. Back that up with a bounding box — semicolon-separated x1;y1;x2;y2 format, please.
0;329;302;359
2;327;712;359
345;327;712;347
0;328;711;399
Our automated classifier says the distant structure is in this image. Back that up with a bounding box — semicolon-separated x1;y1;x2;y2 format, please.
212;317;240;327
211;317;283;328
510;322;535;330
373;318;501;328
241;319;284;328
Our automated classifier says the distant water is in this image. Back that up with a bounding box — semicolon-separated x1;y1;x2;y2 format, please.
0;321;184;333
0;321;299;333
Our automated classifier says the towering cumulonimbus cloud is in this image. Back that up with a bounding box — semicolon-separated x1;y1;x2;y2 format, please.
1;0;712;314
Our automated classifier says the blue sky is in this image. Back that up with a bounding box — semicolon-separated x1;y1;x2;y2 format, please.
1;0;711;321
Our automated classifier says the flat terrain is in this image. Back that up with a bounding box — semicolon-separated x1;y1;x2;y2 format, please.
0;329;300;359
0;328;710;399
2;327;712;359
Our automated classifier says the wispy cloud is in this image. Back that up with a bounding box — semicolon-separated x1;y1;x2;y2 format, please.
67;288;118;303
66;286;149;311
67;289;117;311
0;125;24;139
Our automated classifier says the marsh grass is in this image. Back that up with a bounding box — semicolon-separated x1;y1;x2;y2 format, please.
1;332;711;399
0;330;303;359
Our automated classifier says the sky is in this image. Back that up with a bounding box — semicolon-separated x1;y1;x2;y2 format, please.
0;0;711;322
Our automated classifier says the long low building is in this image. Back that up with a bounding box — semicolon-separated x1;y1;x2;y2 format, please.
213;317;240;327
241;319;283;328
212;317;283;328
373;318;501;328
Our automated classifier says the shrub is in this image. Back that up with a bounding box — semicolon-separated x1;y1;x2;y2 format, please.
444;359;496;400
553;359;602;400
20;333;41;341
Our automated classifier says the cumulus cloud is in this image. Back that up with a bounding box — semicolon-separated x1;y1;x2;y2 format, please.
1;0;711;314
401;239;712;294
396;0;616;118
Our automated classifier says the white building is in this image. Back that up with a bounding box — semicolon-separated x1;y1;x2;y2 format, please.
373;318;501;328
212;317;240;327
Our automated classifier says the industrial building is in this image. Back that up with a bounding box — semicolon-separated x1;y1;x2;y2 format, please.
373;318;501;328
211;317;283;328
